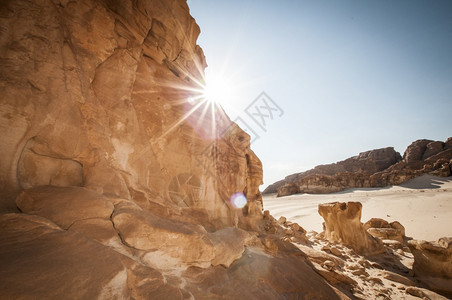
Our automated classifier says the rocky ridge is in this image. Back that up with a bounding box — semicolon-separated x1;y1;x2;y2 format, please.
264;139;452;197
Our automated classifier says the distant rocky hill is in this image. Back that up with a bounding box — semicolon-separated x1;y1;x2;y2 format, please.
263;138;452;197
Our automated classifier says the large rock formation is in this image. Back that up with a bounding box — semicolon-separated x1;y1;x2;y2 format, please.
0;0;346;298
318;202;384;256
0;0;265;229
265;139;452;196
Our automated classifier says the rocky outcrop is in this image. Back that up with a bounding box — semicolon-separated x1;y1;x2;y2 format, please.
370;139;452;186
408;238;452;296
318;202;384;256
298;172;372;194
265;139;452;197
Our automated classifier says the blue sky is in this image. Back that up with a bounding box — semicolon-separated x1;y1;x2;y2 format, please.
188;0;452;188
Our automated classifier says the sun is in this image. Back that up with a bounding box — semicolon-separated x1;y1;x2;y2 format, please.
201;72;233;107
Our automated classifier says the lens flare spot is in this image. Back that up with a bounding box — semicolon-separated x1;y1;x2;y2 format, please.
230;192;247;209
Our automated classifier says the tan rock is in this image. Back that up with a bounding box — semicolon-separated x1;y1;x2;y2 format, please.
408;238;452;296
396;249;405;255
330;247;342;257
0;213;175;299
409;238;452;278
404;139;433;162
278;216;287;224
318;202;384;255
17;141;83;189
423;141;445;160
277;182;299;197
68;218;120;245
364;218;390;230
321;260;336;271
351;268;369;277
365;218;405;243
184;247;343;299
314;263;357;289
383;239;404;250
381;270;415;286
405;286;427;298
390;221;406;237
208;227;253;268
16;186;114;229
111;206;215;268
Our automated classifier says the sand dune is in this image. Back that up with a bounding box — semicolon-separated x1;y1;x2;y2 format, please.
263;174;452;241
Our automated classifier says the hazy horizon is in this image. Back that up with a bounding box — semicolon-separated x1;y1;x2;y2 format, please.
189;0;452;188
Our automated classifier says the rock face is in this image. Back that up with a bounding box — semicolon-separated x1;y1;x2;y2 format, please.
0;0;347;298
265;139;452;196
408;238;452;296
0;0;265;228
318;202;384;256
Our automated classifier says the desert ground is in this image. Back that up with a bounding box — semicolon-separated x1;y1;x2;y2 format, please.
263;174;452;241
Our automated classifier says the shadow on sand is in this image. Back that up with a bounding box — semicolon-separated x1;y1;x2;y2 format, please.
399;174;452;190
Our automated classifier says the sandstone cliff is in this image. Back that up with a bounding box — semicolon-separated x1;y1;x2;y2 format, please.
0;0;265;229
264;139;452;196
0;1;342;298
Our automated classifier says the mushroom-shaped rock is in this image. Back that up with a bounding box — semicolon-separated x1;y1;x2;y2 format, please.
318;202;384;255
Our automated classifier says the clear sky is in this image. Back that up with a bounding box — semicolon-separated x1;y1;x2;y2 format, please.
188;0;452;189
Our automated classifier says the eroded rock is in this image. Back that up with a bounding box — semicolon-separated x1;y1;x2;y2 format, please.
318;202;384;255
408;238;452;296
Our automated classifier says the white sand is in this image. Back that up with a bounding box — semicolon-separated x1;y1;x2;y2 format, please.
263;174;452;241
